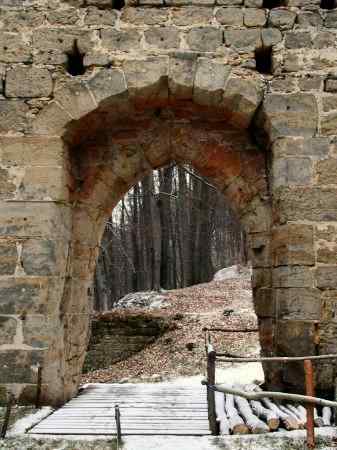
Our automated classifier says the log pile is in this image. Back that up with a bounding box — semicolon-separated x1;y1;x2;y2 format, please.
214;384;335;435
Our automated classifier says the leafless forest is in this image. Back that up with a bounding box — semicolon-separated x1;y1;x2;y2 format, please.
94;165;247;311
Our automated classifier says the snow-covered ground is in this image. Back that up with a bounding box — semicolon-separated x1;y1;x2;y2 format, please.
6;363;337;450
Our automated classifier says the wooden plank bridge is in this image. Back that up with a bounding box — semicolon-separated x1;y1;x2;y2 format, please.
28;382;211;436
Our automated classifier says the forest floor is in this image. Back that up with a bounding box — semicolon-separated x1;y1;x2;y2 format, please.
82;273;260;384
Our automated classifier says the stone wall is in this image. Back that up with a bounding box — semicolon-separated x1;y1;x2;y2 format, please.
83;312;170;373
0;0;336;405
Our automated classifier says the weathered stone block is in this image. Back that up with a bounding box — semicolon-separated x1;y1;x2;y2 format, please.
215;8;243;26
0;32;31;63
319;322;337;356
225;29;261;50
321;290;337;322
0;167;16;201
0;349;45;384
248;232;271;268
5;66;53;98
322;95;337;112
172;7;212;26
0;7;44;31
0;315;17;345
272;224;314;267
261;93;318;139
169;56;196;100
54;79;97;120
244;0;262;6
33;28;94;65
325;78;337;93
193;58;231;106
270;77;297;93
316;225;337;264
47;7;80;25
276;288;321;320
87;68;127;105
0;137;65;167
186;27;223;52
313;32;335;49
268;9;296;31
252;267;272;288
0;100;28;134
101;29;142;52
123;57;169;105
273;266;313;288
277;320;316;356
144;27;181;50
224;74;263;128
297;11;323;28
32;101;72;136
217;0;242;4
22;239;68;276
261;28;282;47
85;6;118;25
273;157;313;187
253;288;274;318
22;315;52;348
0;240;17;275
272;137;329;160
316;266;337;289
259;317;274;353
16;166;68;202
321;112;337;136
325;10;337;28
121;8;168;25
285;32;311;49
298;75;322;91
244;8;266;27
316;158;337;185
0;203;72;239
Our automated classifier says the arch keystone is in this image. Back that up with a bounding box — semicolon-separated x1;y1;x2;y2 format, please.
123;57;169;106
193;57;231;107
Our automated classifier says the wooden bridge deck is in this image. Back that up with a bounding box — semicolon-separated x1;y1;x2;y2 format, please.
28;382;211;436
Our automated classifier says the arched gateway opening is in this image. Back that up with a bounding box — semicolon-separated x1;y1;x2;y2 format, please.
38;62;272;405
7;60;275;405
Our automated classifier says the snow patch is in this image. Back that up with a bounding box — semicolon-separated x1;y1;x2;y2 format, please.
114;291;168;309
8;407;53;436
213;265;252;281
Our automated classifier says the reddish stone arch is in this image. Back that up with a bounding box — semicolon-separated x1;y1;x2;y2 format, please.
25;60;272;404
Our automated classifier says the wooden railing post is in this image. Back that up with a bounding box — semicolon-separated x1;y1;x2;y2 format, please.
206;344;219;435
1;394;14;439
304;359;315;449
35;365;42;409
115;404;121;449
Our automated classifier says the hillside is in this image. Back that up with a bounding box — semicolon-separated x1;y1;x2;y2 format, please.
82;270;259;384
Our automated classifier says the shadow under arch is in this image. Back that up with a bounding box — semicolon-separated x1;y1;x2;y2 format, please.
31;60;273;405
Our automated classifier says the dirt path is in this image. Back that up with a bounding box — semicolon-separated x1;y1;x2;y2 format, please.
82;276;259;384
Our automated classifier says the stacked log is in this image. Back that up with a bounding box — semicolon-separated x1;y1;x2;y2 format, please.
224;393;249;434
214;391;230;435
212;383;332;434
234;395;269;433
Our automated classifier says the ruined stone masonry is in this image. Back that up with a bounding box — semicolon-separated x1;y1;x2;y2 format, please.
0;0;336;405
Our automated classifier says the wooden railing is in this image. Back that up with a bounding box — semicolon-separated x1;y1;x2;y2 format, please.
203;327;337;448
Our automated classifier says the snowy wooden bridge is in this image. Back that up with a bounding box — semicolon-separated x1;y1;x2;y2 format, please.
28;382;211;436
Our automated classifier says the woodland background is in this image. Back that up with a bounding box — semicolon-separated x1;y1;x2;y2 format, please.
94;165;247;311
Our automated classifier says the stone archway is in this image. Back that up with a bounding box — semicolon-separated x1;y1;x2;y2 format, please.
0;56;328;406
28;61;272;404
